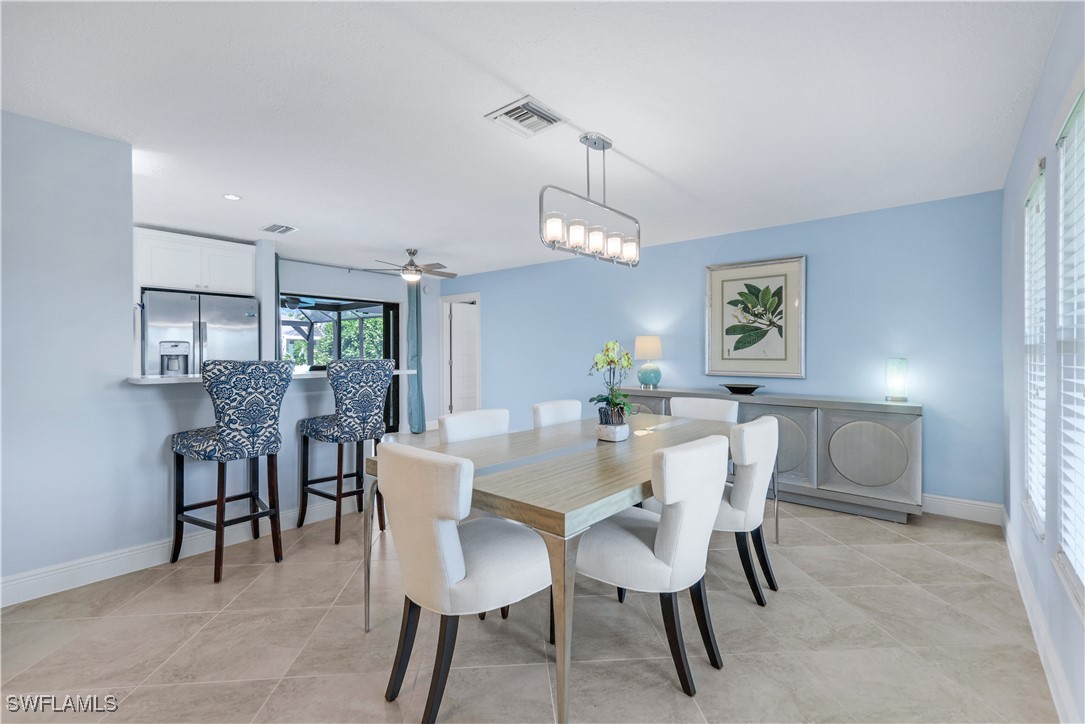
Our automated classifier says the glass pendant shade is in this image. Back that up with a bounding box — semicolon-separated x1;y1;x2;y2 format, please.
622;238;638;262
543;212;566;244
567;219;587;249
587;226;606;253
605;233;623;258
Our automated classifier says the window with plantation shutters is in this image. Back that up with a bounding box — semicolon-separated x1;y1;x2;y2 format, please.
1057;91;1084;586
1024;172;1047;524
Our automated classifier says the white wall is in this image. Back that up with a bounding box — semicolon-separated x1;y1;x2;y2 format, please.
0;114;444;604
1000;3;1085;721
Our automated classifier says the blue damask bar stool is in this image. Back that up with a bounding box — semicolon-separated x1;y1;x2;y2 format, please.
170;360;294;582
297;359;394;544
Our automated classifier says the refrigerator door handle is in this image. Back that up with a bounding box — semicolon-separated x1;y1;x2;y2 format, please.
193;321;201;366
200;321;208;365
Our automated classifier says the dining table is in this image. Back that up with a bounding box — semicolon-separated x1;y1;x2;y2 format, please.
361;412;739;723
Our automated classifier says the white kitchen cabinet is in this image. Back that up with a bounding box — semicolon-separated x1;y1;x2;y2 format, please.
136;228;254;295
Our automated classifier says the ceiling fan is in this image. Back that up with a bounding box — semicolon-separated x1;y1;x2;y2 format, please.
362;248;458;281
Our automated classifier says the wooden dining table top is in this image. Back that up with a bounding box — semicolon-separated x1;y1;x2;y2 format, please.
365;413;735;537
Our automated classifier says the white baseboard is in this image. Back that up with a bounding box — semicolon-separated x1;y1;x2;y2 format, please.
922;493;1005;526
1003;511;1077;723
0;499;340;608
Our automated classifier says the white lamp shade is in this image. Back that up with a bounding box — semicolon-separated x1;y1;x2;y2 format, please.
543;212;566;244
605;233;623;258
622;237;638;262
634;335;663;360
567;219;587;249
885;357;908;401
587;226;606;253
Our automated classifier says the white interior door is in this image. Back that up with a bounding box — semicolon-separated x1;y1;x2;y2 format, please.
445;301;481;414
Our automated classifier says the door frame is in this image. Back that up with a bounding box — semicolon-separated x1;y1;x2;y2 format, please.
440;292;482;416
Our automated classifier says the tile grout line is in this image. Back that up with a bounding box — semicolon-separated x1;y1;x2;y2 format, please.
124;556;279;694
248;557;365;723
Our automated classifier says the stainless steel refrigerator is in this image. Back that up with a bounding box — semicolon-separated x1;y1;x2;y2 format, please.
141;290;260;376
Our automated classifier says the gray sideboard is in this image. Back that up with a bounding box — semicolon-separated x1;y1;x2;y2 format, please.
622;387;923;523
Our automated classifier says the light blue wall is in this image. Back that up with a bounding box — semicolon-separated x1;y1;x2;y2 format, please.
443;190;1004;504
999;2;1084;721
0;113;443;595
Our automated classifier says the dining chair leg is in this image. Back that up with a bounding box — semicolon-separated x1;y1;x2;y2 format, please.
268;454;284;563
478;612;486;621
688;576;723;669
385;597;421;701
297;435;310;528
376;490;387;532
751;525;779;592
213;461;227;583
549;591;555;645
355;443;364;513
334;443;344;545
170;453;185;564
659;592;696;697
248;457;260;540
500;606;510;619
422;614;460;724
616;587;627;603
735;532;766;606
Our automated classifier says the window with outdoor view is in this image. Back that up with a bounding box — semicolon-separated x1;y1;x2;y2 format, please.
279;293;401;430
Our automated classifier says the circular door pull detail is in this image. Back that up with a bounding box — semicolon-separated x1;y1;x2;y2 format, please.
828;421;908;487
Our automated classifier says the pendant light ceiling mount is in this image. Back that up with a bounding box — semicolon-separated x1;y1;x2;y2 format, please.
538;131;640;267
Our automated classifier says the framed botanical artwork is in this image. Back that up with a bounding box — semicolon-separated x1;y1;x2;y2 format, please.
705;255;806;378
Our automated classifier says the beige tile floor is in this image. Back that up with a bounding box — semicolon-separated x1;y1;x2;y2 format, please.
0;504;1058;723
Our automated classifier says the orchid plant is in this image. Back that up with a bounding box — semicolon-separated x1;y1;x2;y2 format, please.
588;340;633;424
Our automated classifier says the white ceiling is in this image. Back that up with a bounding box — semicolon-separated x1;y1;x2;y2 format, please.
2;2;1064;275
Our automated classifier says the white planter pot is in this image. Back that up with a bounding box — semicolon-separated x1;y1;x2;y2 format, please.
596;423;630;442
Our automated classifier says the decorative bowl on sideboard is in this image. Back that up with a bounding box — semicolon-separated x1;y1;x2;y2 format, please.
721;384;763;395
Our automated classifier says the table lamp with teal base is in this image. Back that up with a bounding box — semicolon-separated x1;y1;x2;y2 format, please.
634;335;663;389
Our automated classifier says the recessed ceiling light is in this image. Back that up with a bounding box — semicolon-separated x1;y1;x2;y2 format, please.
223;194;242;201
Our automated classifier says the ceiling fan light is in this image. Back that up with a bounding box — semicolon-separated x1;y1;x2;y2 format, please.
401;268;422;282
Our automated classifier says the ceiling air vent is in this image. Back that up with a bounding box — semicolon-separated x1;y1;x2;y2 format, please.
485;96;563;138
261;224;298;235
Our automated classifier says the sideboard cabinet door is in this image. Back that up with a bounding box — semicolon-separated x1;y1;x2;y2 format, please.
738;404;817;488
817;409;922;506
627;393;668;415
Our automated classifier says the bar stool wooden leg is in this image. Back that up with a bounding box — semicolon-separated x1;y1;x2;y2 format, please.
297;436;310;528
355;442;365;514
170;453;185;564
335;443;345;545
268;454;284;562
214;461;227;583
248;458;260;540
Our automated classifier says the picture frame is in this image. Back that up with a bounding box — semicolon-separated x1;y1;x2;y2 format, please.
705;255;806;378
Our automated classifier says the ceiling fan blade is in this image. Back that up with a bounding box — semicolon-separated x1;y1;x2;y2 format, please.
360;268;403;276
419;262;447;270
423;269;458;279
373;259;404;267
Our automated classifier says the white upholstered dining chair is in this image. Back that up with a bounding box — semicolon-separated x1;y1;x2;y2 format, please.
708;415;780;606
531;399;582;427
438;408;510;443
668;396;739;422
436;407;513;619
575;435;729;697
379;443;552;724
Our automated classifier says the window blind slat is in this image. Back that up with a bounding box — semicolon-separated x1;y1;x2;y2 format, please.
1025;173;1047;521
1058;91;1085;585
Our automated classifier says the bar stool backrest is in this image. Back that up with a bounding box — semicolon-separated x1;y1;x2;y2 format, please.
202;360;294;460
327;359;395;441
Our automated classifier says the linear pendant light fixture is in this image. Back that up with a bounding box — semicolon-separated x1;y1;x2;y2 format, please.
539;132;640;267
